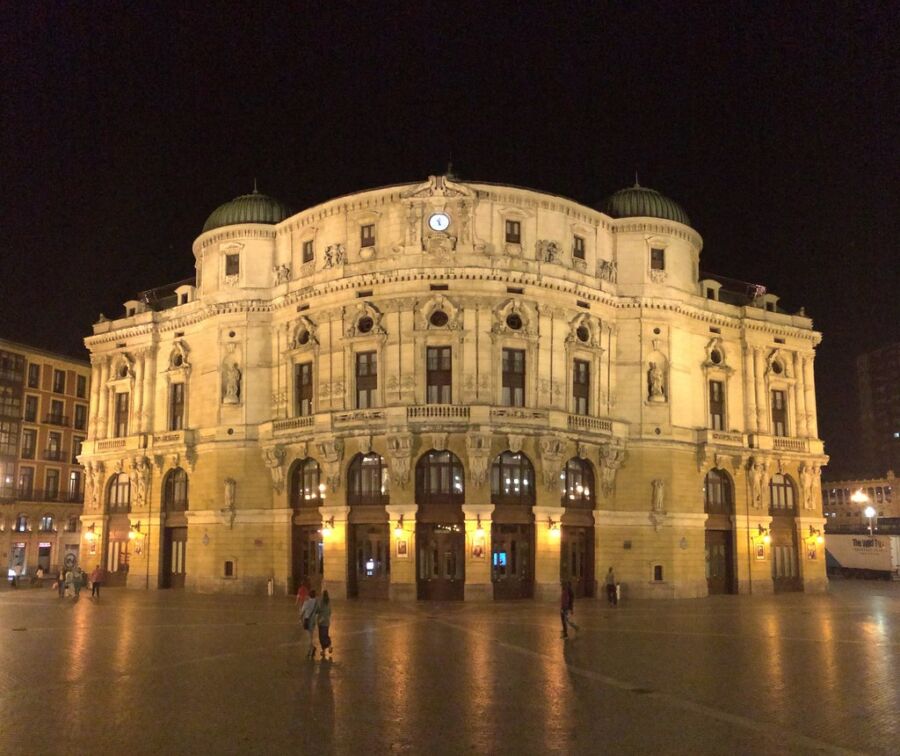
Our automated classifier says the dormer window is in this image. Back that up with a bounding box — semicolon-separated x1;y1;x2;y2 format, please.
651;248;665;270
302;240;314;262
361;224;375;248
225;254;240;276
505;220;521;244
180;293;189;305
573;235;585;260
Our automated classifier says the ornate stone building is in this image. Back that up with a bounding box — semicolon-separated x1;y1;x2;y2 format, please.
79;175;828;599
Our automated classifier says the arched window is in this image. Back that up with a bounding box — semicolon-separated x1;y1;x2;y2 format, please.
163;467;189;512
14;514;27;532
107;473;131;512
415;450;465;505
770;474;796;512
490;451;535;506
704;469;734;515
39;514;54;531
347;453;389;506
290;458;322;507
560;457;595;508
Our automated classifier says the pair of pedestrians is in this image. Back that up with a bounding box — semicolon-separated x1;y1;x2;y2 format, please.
299;589;333;660
560;567;620;638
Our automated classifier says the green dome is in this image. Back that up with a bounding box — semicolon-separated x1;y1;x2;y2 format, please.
202;189;290;233
602;183;691;227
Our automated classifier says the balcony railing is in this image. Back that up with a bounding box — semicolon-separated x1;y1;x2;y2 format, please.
567;415;613;434
273;416;315;432
8;488;84;503
407;405;471;421
21;448;36;460
43;414;69;426
773;436;808;453
42;448;68;461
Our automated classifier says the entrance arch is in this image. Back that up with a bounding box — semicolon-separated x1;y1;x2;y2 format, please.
347;453;390;599
559;457;596;598
490;451;535;599
105;473;131;587
703;468;736;594
770;473;801;592
289;458;323;594
415;450;465;600
161;467;189;589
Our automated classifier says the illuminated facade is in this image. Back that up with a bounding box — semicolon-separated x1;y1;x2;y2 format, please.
79;175;828;599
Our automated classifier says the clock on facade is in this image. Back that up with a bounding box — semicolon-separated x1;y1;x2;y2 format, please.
428;212;450;231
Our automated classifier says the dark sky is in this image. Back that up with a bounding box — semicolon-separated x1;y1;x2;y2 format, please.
2;2;897;476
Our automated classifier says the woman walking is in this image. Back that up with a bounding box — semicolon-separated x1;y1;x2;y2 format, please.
300;589;319;659
317;591;333;659
560;581;579;638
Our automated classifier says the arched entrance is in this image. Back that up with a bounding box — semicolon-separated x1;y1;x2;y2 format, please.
490;451;535;599
415;450;465;600
347;453;390;599
289;458;323;594
703;468;736;594
161;467;189;589
560;457;596;598
770;473;801;592
105;473;131;587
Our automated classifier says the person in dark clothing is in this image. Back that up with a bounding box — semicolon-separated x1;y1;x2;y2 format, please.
560;581;579;638
605;567;618;607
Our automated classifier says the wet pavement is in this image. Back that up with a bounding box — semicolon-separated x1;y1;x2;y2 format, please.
1;580;898;755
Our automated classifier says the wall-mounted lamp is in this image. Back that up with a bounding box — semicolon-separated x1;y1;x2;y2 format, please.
394;515;404;538
475;514;485;539
321;516;335;538
128;521;143;541
807;525;824;545
757;524;771;545
548;517;561;538
84;523;96;542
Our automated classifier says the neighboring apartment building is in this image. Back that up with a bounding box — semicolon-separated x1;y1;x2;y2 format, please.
857;343;900;475
79;175;828;600
822;470;897;531
0;339;90;578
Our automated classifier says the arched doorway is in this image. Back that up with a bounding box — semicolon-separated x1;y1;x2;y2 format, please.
161;467;189;589
703;468;736;594
347;453;390;599
770;473;801;592
560;457;596;598
490;451;535;599
105;473;132;586
289;458;323;594
415;449;465;600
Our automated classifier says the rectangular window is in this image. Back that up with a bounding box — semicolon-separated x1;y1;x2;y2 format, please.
709;380;725;430
302;239;314;263
573;359;590;415
169;383;185;431
0;462;14;497
356;352;377;409
18;467;34;498
573;235;585;260
0;388;20;417
360;224;375;248
502;349;526;407
24;395;37;422
114;392;129;437
505;220;521;244
76;374;87;398
295;362;313;416
426;347;452;404
225;254;240;276
53;369;66;393
48;399;64;425
0;352;25;382
651;247;665;270
74;404;87;430
21;428;36;459
68;470;82;502
27;363;40;388
72;436;84;463
771;390;787;437
46;431;62;460
45;469;60;500
0;420;19;456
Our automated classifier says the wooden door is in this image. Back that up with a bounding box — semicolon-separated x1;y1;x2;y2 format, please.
162;527;187;589
417;523;465;600
291;525;322;594
771;517;801;592
492;523;534;599
705;529;735;594
560;526;595;598
349;524;390;599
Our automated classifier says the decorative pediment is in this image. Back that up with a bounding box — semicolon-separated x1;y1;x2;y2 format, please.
401;174;474;199
416;294;463;331
491;299;537;338
702;337;732;372
109;353;135;383
289;316;319;350
344;302;386;339
566;313;602;348
766;349;793;379
168;340;191;372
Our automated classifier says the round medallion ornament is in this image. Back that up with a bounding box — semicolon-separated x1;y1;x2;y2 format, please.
428;213;450;232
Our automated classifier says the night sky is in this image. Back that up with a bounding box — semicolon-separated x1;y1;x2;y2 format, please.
2;3;897;477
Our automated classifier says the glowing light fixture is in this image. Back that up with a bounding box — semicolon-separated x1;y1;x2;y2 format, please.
128;521;143;540
548;517;561;538
475;514;485;539
757;524;771;545
321;516;334;538
394;515;404;538
84;523;96;542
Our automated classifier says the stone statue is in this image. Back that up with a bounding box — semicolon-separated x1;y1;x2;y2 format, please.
800;463;815;509
652;479;666;513
323;244;345;269
223;362;241;404
274;263;292;284
648;362;665;402
750;458;767;508
598;259;618;283
223;478;237;528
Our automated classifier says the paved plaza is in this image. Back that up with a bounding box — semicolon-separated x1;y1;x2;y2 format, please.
1;581;897;755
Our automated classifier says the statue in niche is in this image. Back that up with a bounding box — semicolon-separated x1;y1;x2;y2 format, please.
651;479;666;513
648;362;665;402
750;458;767;508
223;362;241;404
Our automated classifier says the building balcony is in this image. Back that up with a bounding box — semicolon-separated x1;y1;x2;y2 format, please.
43;414;69;426
84;434;148;455
9;489;84;504
150;429;195;448
749;434;824;454
696;429;747;447
21;448;35;460
42;448;68;462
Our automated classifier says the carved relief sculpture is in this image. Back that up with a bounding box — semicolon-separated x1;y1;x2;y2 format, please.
465;431;493;487
652;478;666;513
539;435;567;490
599;444;626;497
262;445;286;493
223;478;237;529
536;239;561;263
274;263;292;284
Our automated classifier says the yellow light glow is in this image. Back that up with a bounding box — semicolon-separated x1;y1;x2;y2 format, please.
84;529;96;542
128;529;137;540
763;534;771;545
394;527;403;538
549;528;561;539
321;526;333;538
816;535;824;545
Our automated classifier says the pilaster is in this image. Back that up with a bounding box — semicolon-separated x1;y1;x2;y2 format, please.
462;503;494;601
532;505;564;600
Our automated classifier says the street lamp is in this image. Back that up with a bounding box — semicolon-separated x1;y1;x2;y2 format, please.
864;505;877;537
850;489;874;535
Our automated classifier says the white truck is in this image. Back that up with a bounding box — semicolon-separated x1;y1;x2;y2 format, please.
825;533;900;580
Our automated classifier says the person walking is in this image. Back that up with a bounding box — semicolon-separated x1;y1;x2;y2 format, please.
90;565;104;599
560;581;579;638
56;568;66;598
73;567;84;599
605;567;618;607
317;590;333;659
64;568;74;598
294;580;309;607
300;589;319;659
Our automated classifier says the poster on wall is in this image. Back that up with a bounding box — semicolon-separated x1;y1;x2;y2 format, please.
396;538;408;559
472;534;486;560
755;544;766;560
807;544;817;560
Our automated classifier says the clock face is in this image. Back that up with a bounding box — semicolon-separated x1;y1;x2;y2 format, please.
428;212;450;231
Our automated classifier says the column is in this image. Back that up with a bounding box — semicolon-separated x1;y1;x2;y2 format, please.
795;515;828;593
753;348;767;432
318;504;350;599
793;352;808;437
532;504;564;601
606;324;617;414
143;348;157;433
133;352;145;435
803;356;818;438
743;344;757;433
386;503;418;601
88;358;102;440
97;360;110;439
461;503;494;601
